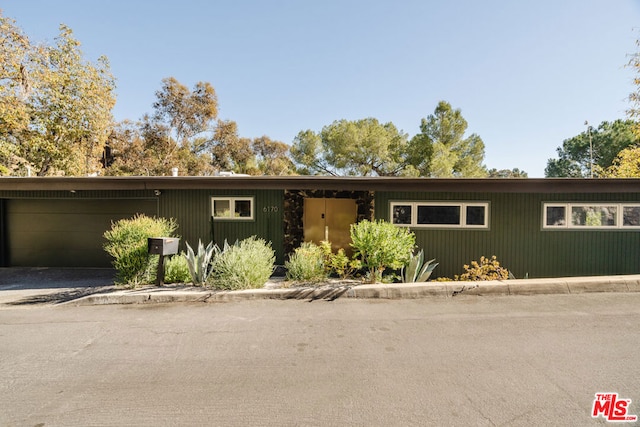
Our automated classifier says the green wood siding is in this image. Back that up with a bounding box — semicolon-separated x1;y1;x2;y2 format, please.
158;189;285;264
376;191;640;279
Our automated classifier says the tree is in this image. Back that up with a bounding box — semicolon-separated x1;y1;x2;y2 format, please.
0;12;33;175
102;120;150;175
291;118;414;176
105;116;215;177
600;146;640;177
488;168;528;178
106;77;219;176
627;34;640;137
149;77;218;175
545;120;638;177
251;135;296;175
290;129;326;175
407;101;487;177
152;77;218;150
0;15;115;176
210;119;257;174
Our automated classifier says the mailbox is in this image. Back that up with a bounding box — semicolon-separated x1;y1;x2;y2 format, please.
147;237;180;286
148;237;179;256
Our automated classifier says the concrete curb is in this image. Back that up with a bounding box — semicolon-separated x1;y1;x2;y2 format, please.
67;274;640;306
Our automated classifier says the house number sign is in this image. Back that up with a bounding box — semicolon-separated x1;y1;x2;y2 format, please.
262;206;279;213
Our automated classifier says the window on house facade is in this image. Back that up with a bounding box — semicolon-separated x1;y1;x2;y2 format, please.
391;202;489;228
211;197;254;220
543;203;640;229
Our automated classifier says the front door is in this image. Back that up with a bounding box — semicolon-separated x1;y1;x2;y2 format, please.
303;198;357;254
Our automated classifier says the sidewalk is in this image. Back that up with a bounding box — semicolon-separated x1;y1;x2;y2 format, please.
2;267;639;307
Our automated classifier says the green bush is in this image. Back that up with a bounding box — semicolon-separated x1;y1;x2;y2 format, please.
103;214;177;286
285;242;327;281
164;253;191;284
319;241;361;279
350;219;415;283
207;236;275;290
458;255;509;281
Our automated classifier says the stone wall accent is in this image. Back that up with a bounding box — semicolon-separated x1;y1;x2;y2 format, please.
283;189;374;257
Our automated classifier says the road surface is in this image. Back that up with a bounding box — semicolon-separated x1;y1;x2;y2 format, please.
1;293;639;426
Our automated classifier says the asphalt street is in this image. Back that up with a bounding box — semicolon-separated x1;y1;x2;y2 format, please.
1;293;639;426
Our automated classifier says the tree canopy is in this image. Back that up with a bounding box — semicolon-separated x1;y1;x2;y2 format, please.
105;86;296;177
488;168;528;178
1;12;529;178
408;101;487;177
0;13;115;176
545;120;638;178
291;118;413;176
291;101;490;177
600;146;640;177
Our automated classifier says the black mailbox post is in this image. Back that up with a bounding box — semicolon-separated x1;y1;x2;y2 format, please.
148;237;180;286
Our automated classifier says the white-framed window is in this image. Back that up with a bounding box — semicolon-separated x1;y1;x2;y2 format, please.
543;203;640;229
390;201;489;228
211;197;254;220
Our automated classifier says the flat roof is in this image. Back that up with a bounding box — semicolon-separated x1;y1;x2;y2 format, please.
1;176;640;193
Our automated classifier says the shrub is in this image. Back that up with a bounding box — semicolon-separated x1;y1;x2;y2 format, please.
285;242;327;282
458;255;509;281
164;253;191;284
207;236;275;290
319;241;361;279
350;219;415;283
103;214;177;286
401;249;438;283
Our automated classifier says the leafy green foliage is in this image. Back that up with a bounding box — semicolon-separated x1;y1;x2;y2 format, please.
545;120;638;177
291;102;491;177
153;77;218;145
103;214;178;286
291;118;415;176
457;256;509;281
251;135;296;175
401;250;438;283
184;240;216;285
408;101;487;177
164;253;191;284
318;241;361;279
350;220;415;283
488;168;528;178
207;236;275;290
106;76;219;177
284;242;327;282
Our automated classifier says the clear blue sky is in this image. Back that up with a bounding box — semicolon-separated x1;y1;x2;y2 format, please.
3;0;639;177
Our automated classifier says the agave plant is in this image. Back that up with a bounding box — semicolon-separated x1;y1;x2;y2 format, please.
400;249;438;283
184;240;216;286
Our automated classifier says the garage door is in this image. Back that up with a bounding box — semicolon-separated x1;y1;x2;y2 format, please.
7;199;158;267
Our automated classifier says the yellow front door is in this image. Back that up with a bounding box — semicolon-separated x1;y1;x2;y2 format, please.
303;198;357;254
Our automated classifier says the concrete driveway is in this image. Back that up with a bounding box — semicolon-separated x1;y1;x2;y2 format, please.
0;267;116;306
